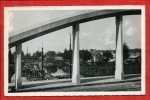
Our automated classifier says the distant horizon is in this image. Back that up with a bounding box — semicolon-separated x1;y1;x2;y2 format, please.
10;47;141;56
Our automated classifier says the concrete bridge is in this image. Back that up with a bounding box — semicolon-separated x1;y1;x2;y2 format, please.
9;9;141;90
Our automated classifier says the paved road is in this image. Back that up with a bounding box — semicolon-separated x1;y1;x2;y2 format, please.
43;81;141;92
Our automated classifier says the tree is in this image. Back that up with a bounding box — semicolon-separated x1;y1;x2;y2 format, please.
32;51;42;57
103;50;113;62
63;49;72;60
123;42;130;60
9;49;14;64
45;51;56;61
80;49;92;62
8;49;15;83
22;51;24;57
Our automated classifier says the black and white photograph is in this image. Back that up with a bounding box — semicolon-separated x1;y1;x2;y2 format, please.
4;6;145;96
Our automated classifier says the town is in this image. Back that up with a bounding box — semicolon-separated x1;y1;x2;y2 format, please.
8;43;141;83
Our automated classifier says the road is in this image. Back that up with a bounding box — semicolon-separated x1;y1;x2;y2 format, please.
42;81;141;92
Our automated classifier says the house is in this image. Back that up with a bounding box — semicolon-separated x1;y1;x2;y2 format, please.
129;48;141;57
90;49;103;62
22;56;39;64
54;56;64;61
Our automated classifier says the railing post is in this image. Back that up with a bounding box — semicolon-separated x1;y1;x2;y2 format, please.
15;43;22;90
115;15;124;80
72;23;80;85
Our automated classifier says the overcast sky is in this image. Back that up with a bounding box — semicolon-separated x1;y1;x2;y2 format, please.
8;10;141;54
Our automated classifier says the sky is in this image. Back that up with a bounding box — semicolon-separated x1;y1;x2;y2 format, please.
8;10;141;55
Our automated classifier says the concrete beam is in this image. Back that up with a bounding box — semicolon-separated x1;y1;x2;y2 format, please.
72;24;80;85
15;43;22;90
9;10;141;48
115;15;124;80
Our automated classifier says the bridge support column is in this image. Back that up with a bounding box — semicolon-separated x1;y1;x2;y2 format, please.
15;43;22;90
72;24;80;85
115;16;124;80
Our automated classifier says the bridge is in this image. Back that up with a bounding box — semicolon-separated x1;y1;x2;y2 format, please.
9;9;141;90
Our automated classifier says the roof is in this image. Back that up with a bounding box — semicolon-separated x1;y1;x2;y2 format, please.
54;56;63;61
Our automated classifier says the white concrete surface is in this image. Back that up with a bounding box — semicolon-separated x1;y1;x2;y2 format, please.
115;16;124;80
72;24;80;85
15;43;22;90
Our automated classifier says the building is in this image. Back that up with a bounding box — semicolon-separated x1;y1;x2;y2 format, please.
22;56;39;64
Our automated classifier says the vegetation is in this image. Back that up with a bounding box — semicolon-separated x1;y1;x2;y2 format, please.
8;44;141;82
103;50;113;62
123;42;130;60
63;49;72;61
45;51;56;61
80;49;92;62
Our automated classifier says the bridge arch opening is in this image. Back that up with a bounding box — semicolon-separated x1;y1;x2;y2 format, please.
79;17;116;78
9;26;74;84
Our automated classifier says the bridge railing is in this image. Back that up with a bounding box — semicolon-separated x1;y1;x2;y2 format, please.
9;62;72;83
9;60;141;83
80;61;141;77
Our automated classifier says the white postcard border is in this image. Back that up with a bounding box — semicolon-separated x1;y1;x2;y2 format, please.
4;6;145;96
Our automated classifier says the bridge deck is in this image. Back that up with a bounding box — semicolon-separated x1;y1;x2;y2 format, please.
9;74;141;92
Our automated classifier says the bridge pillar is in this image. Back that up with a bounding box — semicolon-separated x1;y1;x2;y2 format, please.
72;23;80;85
115;15;124;80
15;43;22;90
